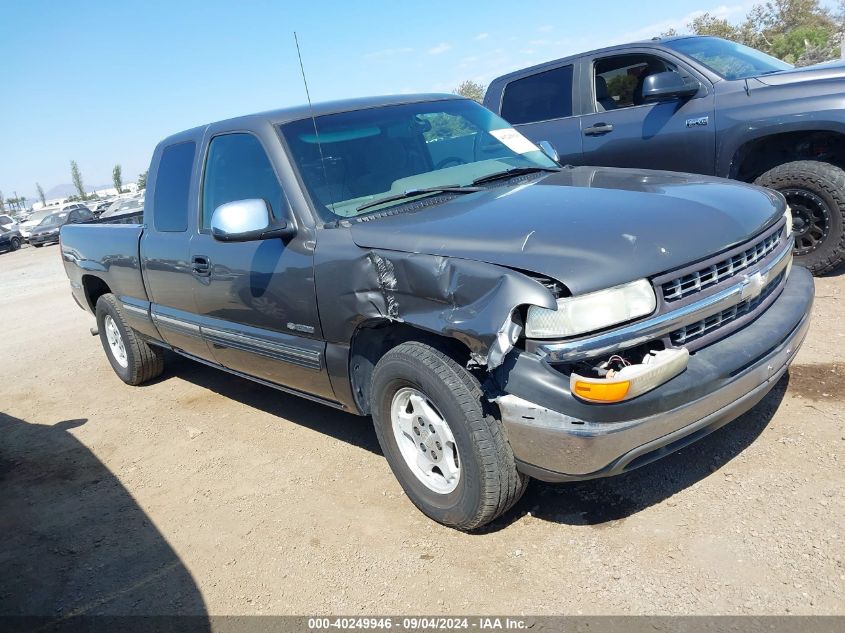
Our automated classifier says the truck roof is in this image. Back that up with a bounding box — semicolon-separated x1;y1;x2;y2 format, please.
158;93;465;147
487;35;708;87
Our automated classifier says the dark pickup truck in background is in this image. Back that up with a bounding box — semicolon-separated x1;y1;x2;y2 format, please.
485;35;845;275
60;94;813;529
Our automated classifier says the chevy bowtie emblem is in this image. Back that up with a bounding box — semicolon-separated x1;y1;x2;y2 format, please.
740;271;767;301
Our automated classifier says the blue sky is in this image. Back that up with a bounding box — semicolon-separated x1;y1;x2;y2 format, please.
0;0;757;200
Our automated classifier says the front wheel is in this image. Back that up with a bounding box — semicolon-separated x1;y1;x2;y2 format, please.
95;294;164;385
371;341;527;530
10;237;21;251
755;160;845;275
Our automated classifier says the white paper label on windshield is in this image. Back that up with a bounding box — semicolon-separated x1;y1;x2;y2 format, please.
490;128;539;154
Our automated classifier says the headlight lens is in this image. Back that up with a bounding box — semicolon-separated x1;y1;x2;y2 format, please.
525;278;656;338
784;206;793;237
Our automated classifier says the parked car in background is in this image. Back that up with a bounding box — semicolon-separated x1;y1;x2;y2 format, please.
0;224;23;253
29;207;93;247
484;35;845;274
0;213;19;233
92;200;114;217
60;94;812;530
99;195;143;219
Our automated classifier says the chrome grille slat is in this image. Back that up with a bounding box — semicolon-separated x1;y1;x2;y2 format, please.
670;270;786;346
662;229;783;302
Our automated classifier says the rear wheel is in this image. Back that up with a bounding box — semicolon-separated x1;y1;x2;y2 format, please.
371;341;527;530
10;237;20;251
95;294;164;385
755;160;845;275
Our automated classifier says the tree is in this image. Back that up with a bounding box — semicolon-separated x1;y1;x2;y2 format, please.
112;164;124;194
137;170;148;190
36;183;46;206
453;80;486;103
0;191;4;213
668;0;842;67
70;160;86;200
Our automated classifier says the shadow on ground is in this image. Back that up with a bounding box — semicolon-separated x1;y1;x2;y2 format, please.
162;351;382;456
0;412;209;628
156;352;791;536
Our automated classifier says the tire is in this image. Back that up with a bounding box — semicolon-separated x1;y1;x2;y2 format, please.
371;341;527;530
10;237;20;251
755;160;845;275
95;294;164;385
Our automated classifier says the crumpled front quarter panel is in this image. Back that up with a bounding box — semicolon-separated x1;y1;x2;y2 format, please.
314;227;556;366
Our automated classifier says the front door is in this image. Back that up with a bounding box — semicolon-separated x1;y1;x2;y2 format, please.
190;131;333;400
579;52;715;175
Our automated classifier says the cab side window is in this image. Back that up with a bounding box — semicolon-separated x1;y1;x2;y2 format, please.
593;54;679;111
501;65;574;125
201;133;285;230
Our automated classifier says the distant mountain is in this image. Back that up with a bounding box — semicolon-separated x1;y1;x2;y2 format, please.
45;183;112;199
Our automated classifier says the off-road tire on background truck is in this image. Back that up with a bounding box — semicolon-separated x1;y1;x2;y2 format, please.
95;294;164;385
371;342;528;530
751;163;843;275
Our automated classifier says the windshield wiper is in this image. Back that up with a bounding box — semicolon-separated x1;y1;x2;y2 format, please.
356;185;481;213
471;166;560;186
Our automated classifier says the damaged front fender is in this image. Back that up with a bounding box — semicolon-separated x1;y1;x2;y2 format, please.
318;243;558;370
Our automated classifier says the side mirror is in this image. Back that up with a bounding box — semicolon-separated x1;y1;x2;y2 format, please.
641;71;700;103
210;199;295;242
538;140;560;163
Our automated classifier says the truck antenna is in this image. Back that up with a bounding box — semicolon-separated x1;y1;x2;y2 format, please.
294;32;332;212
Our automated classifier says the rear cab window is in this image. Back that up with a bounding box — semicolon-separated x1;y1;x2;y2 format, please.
501;65;574;124
153;141;196;232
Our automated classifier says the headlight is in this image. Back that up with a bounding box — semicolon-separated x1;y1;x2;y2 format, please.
525;278;656;339
784;206;793;237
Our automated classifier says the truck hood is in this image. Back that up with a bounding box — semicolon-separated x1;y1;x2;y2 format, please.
349;166;785;295
754;59;845;86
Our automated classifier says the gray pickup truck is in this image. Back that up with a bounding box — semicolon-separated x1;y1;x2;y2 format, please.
485;35;845;275
61;94;813;529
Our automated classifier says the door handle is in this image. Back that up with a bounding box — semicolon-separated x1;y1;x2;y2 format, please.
191;255;211;276
584;123;614;136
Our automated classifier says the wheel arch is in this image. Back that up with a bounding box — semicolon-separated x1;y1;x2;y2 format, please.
348;319;475;415
728;128;845;182
81;274;112;313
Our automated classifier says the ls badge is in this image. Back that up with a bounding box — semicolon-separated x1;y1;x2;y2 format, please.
686;116;709;128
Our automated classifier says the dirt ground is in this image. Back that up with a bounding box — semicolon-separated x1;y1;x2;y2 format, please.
1;243;843;617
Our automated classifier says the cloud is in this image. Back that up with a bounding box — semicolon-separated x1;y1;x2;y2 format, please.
364;47;414;60
474;32;489;41
623;3;752;40
428;42;452;55
537;25;554;33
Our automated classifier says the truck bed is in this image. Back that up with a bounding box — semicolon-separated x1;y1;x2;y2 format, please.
60;222;148;313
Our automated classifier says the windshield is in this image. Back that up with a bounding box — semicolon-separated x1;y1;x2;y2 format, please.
666;36;792;80
280;99;557;219
38;212;67;227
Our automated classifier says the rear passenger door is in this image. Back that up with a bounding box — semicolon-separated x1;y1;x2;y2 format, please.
578;50;715;174
141;140;215;360
189;130;333;400
499;63;583;164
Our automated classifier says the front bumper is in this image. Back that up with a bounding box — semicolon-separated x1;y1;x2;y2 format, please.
494;266;814;481
28;231;59;245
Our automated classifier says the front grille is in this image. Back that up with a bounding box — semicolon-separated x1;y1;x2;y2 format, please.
670;270;786;346
662;228;783;302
